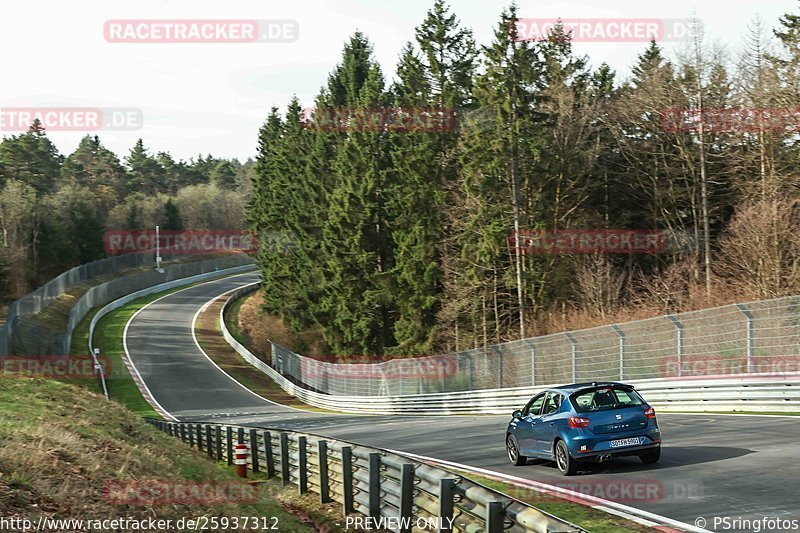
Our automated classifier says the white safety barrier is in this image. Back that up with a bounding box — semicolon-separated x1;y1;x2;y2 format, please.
221;284;800;415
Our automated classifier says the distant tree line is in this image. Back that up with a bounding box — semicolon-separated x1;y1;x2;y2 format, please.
249;1;800;357
0;130;252;300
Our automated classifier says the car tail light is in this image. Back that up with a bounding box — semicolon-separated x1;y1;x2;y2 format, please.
568;417;591;428
644;407;656;419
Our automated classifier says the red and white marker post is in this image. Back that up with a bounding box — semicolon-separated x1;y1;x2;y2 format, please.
234;443;249;478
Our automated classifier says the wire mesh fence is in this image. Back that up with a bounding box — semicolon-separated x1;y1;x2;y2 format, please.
1;251;254;357
266;295;800;396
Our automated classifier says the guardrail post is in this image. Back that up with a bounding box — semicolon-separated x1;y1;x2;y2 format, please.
486;501;504;533
611;324;625;380
399;464;414;533
196;424;203;452
438;478;455;533
298;436;308;494
280;433;290;486
249;429;260;473
168;422;175;437
565;333;578;382
188;424;194;447
215;426;223;461
368;453;381;518
264;431;275;477
237;427;245;446
180;424;186;443
226;427;233;465
667;315;684;377
341;446;354;514
736;304;755;373
205;425;214;458
318;440;330;503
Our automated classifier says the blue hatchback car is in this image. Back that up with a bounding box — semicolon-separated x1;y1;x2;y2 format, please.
506;382;662;475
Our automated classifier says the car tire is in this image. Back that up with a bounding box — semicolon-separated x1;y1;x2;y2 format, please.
640;448;661;464
555;440;577;476
506;435;526;466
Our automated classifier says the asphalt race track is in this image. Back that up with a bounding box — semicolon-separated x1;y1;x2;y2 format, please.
123;272;800;530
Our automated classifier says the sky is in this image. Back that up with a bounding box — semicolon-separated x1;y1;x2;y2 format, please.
0;0;797;162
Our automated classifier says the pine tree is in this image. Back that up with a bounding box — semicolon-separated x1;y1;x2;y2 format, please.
125;140;165;194
317;33;394;355
0;120;62;196
387;1;477;354
60;135;127;199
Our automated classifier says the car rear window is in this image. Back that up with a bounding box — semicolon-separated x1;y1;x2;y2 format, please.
570;386;645;413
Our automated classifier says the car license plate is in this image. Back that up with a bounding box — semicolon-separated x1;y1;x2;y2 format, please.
610;437;642;448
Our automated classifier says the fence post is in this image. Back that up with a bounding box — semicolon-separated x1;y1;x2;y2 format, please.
496;346;504;389
667;315;684;377
318;440;330;504
736;304;755;373
237;427;245;445
298;436;308;494
341;446;354;515
468;355;475;390
368;453;381;518
215;426;223;461
611;324;625;380
486;501;504;533
264;431;275;477
525;340;536;386
438;478;455;533
205;425;213;458
188;424;194;447
249;429;260;473
565;333;578;382
226;427;233;465
280;433;290;486
399;464;415;533
180;424;186;443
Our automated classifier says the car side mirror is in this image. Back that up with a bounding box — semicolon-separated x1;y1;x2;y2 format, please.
512;410;522;419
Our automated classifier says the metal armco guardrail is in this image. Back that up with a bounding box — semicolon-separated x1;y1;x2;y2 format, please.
144;418;582;533
1;253;255;357
222;284;800;414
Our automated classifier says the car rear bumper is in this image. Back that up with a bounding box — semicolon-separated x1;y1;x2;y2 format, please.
575;442;660;461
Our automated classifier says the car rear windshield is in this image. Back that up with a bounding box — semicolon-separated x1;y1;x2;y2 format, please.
570;386;645;413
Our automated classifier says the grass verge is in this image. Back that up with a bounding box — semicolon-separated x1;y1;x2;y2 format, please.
0;378;322;531
196;295;336;413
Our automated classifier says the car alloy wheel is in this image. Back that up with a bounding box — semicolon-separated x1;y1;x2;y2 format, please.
506;435;526;466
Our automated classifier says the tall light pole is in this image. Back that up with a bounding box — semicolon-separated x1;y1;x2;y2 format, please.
155;225;164;273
